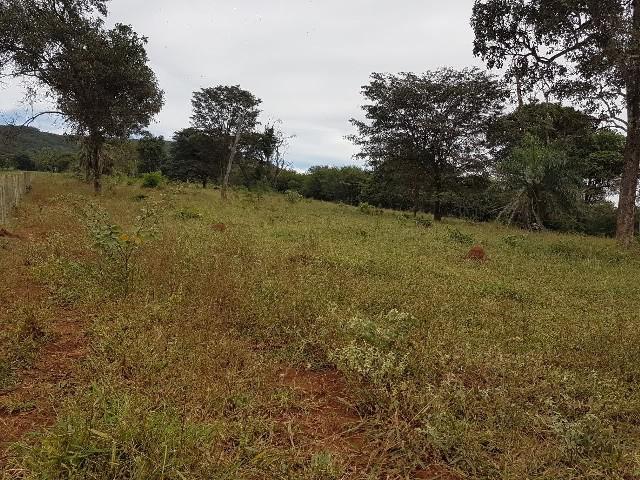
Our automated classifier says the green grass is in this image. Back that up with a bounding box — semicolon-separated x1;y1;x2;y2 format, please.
2;174;640;479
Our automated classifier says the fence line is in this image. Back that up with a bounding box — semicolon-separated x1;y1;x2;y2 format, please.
0;171;33;225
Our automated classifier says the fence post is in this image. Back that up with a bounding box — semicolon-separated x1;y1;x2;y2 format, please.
0;171;33;225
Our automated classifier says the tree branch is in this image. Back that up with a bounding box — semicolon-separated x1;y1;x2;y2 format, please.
21;110;66;127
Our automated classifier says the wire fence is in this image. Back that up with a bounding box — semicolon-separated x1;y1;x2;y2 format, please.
0;171;32;225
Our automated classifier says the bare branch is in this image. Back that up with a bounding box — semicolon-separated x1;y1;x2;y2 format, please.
21;110;66;127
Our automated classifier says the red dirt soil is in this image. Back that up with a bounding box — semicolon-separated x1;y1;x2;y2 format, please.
464;244;487;261
0;315;87;464
277;368;466;479
278;367;364;455
0;223;88;466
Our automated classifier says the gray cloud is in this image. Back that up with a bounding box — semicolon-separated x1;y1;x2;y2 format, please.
2;0;481;170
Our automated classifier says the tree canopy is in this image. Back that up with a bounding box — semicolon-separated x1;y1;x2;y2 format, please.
0;0;163;192
350;68;508;220
191;85;261;198
472;0;640;245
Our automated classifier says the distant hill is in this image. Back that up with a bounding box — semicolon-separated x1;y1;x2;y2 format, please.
0;125;174;172
0;125;79;164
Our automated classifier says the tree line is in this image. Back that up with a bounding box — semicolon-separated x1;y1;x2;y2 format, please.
0;0;638;245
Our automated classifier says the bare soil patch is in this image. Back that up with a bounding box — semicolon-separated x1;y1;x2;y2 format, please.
278;367;365;457
0;314;87;464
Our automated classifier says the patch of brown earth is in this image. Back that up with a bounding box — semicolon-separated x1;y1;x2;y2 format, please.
0;314;87;464
0;221;88;466
277;367;364;457
464;244;487;261
414;464;465;479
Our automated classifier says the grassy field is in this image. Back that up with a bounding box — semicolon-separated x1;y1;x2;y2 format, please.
1;174;640;479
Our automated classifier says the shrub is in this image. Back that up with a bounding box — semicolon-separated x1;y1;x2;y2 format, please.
447;227;474;245
359;202;383;215
80;202;160;294
285;190;303;203
175;207;203;220
141;171;164;188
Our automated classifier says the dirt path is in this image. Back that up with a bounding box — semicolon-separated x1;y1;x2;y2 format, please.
0;315;86;440
0;226;88;466
0;315;87;465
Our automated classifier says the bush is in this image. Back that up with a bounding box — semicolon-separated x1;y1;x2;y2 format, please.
577;202;618;237
447;227;475;245
329;310;417;388
175;207;203;220
359;202;383;215
141;171;164;188
284;190;303;203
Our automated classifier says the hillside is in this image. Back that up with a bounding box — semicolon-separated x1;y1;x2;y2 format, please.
0;125;79;161
1;174;639;479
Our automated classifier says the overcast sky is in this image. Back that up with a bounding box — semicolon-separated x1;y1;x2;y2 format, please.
1;0;482;171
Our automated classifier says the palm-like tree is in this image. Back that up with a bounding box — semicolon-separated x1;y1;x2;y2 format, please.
497;134;582;229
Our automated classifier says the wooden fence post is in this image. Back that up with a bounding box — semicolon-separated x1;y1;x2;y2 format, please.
0;171;33;225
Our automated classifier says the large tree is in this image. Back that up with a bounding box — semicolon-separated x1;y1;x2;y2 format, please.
163;128;225;188
0;0;163;192
471;0;640;246
349;68;508;220
237;122;292;187
137;131;168;174
191;86;261;199
497;134;583;228
488;103;625;203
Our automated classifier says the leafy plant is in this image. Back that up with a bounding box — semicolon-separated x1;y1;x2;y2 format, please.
359;202;383;215
447;227;474;245
285;189;303;203
141;171;164;189
175;207;203;220
502;234;527;248
81;202;160;294
330;310;416;388
415;216;433;228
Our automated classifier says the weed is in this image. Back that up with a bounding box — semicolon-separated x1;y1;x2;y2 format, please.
175;206;203;220
502;233;527;248
81;201;160;295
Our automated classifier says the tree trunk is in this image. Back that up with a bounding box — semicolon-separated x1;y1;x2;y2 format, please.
221;127;243;200
434;198;443;222
86;135;103;194
616;0;640;247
